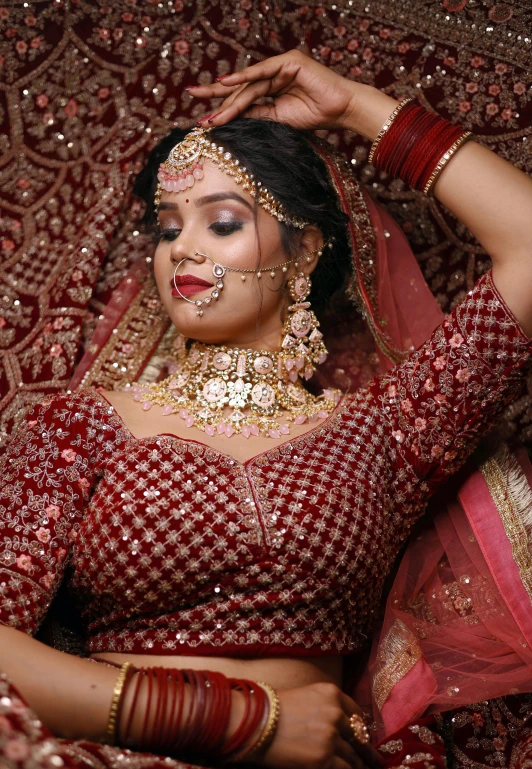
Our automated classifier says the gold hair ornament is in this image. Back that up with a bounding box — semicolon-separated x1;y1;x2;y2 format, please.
156;126;311;229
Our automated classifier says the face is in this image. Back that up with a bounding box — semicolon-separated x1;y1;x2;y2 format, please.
154;161;314;349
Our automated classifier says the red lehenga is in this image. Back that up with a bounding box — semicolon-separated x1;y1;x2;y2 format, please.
1;148;532;768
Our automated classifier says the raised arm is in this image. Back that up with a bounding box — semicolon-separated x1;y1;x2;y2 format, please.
190;50;532;335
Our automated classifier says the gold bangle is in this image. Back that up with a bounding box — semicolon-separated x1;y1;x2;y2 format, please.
422;131;474;195
106;662;133;746
243;681;281;759
368;97;413;164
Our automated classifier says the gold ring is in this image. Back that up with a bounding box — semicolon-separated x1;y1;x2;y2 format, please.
349;713;370;745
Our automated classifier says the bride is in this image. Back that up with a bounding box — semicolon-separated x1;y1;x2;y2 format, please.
1;50;531;769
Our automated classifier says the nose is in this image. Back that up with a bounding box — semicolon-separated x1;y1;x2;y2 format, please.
169;239;206;267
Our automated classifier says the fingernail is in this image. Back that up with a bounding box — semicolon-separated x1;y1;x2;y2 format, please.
185;85;200;91
198;114;212;123
216;74;231;81
207;112;222;124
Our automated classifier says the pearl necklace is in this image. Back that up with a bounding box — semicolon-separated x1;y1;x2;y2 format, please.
129;342;341;439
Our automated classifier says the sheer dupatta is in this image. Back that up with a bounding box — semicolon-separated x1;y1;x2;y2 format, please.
70;139;532;743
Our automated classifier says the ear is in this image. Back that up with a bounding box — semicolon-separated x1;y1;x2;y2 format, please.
296;226;325;276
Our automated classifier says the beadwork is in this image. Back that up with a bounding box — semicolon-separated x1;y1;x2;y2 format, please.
155;126;311;229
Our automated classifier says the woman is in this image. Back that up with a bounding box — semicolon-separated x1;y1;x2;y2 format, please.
1;49;532;769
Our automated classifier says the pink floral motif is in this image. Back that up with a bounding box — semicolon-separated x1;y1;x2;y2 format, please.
443;0;468;10
36;527;51;544
501;108;513;120
347;38;359;51
359;19;370;31
122;11;134;21
486;103;499;116
392;430;405;443
362;47;373;61
174;39;190;54
30;36;41;49
15;40;28;54
470;56;484;68
61;448;77;462
45;504;61;519
64;98;78;117
238;17;250;29
25;13;36;24
16;554;32;572
397;42;410;53
434;393;447;405
415;418;427;430
495;62;508;74
17;178;30;189
443;56;456;66
465;82;478;94
98;87;110;99
1;239;15;251
488;84;501;96
36;93;49;108
334;25;346;36
423;378;435;392
458;101;471;113
433;356;446;370
331;51;344;62
52;317;65;330
455;368;471;382
79;477;91;494
379;27;391;39
4;739;30;761
449;333;464;348
400;399;413;414
514;82;527;95
472;713;485;727
49;343;63;358
0;8;10;21
431;445;444;459
0;317;6;328
387;384;398;398
72;269;83;282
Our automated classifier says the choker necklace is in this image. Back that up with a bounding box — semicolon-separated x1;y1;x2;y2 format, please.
128;342;341;439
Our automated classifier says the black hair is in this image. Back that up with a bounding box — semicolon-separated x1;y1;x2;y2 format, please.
133;118;352;314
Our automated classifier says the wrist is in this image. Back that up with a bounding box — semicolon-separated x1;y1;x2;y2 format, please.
339;82;400;141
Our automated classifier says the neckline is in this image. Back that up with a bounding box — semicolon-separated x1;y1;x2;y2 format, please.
90;387;349;470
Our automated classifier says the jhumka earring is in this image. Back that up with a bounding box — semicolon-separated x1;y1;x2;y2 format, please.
280;252;328;382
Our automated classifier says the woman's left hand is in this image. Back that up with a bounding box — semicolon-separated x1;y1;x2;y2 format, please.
186;49;361;132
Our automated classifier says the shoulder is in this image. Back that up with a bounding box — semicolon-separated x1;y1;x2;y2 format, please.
20;387;129;452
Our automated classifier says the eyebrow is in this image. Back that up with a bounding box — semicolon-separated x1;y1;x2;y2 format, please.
158;192;253;212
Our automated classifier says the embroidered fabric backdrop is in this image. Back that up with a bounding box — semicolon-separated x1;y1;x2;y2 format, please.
1;0;532;449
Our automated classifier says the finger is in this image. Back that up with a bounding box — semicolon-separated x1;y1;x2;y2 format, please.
185;82;242;98
336;737;365;769
210;52;292;88
199;80;276;125
339;692;365;718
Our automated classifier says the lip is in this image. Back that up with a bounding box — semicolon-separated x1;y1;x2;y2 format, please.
170;274;214;299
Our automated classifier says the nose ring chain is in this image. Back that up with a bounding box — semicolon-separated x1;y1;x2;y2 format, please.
173;247;324;317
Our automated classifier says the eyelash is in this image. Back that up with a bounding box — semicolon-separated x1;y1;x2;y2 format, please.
157;222;243;242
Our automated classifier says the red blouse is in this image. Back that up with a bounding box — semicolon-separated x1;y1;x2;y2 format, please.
1;272;531;658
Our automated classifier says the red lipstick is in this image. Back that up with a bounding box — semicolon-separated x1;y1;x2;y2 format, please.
170;274;213;298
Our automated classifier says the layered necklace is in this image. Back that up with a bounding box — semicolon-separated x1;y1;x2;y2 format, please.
130;341;341;439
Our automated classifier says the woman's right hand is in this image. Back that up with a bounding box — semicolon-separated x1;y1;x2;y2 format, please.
253;682;382;769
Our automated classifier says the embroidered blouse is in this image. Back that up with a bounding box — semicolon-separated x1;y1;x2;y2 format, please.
1;272;531;658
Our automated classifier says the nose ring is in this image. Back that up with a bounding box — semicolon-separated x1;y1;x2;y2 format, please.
172;253;226;317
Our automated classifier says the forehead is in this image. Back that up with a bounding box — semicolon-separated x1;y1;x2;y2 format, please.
158;160;256;210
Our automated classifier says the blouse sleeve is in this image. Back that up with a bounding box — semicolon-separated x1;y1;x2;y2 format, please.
368;270;532;514
0;390;121;635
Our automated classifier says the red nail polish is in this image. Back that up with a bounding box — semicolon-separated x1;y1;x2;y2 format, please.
198;114;212;123
184;85;200;91
207;112;222;124
216;74;231;81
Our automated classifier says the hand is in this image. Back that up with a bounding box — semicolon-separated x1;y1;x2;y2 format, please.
187;49;361;132
250;682;383;769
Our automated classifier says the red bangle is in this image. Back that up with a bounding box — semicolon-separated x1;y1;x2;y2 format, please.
370;101;473;194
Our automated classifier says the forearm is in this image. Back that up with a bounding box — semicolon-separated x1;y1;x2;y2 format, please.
0;625;115;740
343;83;532;334
0;625;244;748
